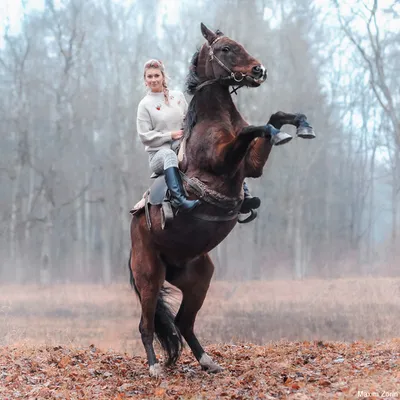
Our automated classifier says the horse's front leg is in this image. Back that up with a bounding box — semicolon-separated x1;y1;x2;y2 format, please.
268;112;316;139
243;129;275;178
216;124;290;175
244;114;315;177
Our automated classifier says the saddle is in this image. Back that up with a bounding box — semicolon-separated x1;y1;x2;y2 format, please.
130;172;196;230
130;139;257;226
130;176;174;213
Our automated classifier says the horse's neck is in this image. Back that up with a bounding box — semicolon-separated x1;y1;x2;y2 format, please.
185;84;245;195
197;85;239;120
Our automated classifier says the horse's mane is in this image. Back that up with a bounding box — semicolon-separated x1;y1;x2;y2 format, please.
183;30;224;139
186;49;201;96
183;49;200;138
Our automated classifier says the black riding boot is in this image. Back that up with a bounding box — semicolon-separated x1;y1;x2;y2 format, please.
240;181;261;214
164;167;200;212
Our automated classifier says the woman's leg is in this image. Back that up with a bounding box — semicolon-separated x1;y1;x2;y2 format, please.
240;181;261;214
149;148;179;175
150;149;199;212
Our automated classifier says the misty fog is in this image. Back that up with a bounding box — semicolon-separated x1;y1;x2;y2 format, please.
0;0;399;284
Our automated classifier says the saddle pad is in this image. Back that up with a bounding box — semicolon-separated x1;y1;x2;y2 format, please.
130;176;167;215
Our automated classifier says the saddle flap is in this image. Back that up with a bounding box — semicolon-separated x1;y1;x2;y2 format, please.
148;175;168;205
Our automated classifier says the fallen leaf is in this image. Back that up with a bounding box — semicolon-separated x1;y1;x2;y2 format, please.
58;356;71;369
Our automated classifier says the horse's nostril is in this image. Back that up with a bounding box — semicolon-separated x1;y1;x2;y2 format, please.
252;65;262;77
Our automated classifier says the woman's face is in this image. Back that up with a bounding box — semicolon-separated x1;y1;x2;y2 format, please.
144;67;164;93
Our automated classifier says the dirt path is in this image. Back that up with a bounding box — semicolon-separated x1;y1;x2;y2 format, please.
1;340;398;399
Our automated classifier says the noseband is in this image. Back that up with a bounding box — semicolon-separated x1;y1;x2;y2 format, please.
196;36;264;92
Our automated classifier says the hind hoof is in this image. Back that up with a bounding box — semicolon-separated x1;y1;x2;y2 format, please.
199;353;223;373
297;125;316;139
149;363;163;378
202;363;223;373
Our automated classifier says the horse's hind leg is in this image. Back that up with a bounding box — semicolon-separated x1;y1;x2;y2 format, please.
168;254;223;373
133;257;165;376
268;112;316;138
130;221;166;377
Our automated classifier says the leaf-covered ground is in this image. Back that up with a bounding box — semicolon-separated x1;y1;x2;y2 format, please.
1;339;399;399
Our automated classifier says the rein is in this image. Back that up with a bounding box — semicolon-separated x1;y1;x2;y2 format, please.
195;77;242;96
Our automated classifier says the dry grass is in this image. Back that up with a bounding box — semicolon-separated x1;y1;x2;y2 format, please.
1;278;399;354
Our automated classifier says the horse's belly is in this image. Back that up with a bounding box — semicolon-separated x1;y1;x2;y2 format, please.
152;214;237;262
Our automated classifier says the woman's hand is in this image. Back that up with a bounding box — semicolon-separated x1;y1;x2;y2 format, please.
171;130;184;140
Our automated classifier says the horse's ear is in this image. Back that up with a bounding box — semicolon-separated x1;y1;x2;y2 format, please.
200;23;217;45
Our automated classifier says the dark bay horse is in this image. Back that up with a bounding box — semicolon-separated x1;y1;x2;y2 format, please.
129;23;315;377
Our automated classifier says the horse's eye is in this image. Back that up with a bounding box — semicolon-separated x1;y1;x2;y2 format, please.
222;46;230;52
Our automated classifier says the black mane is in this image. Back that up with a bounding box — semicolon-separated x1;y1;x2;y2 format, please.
185;50;200;96
183;50;200;138
183;29;224;138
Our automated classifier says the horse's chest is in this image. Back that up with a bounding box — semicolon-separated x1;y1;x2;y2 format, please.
187;141;210;167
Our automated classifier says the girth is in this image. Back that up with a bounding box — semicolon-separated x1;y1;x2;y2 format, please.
180;172;242;211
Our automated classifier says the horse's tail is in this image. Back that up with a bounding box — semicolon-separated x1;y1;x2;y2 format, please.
128;250;183;365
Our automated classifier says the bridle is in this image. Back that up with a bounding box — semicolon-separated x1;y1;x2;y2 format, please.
209;37;248;83
196;36;266;93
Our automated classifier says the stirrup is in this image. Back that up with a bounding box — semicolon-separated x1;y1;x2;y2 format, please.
161;201;174;229
238;209;257;224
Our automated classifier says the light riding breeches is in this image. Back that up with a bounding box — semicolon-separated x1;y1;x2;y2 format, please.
149;148;179;175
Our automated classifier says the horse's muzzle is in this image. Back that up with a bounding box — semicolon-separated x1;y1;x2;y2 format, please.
251;65;267;84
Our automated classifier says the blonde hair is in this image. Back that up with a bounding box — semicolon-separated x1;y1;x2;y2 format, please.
143;59;170;105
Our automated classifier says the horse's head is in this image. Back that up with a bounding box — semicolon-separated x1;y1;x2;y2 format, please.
197;23;267;88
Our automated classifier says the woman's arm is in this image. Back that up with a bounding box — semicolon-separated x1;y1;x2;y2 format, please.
136;102;172;147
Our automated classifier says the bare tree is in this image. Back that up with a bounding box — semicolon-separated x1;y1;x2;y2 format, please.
333;0;400;266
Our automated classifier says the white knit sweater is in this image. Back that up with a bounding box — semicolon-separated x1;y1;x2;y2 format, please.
136;90;188;153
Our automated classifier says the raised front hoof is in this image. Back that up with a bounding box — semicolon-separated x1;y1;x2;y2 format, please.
271;132;293;146
199;353;223;374
297;126;316;139
149;363;163;378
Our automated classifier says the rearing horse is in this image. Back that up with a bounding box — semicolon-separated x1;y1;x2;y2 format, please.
129;23;315;377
